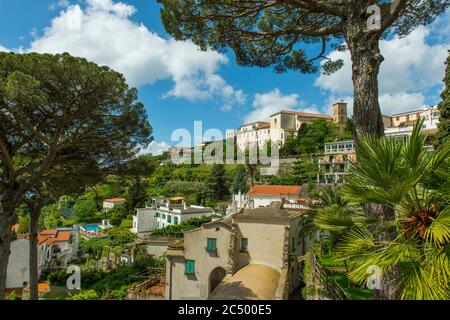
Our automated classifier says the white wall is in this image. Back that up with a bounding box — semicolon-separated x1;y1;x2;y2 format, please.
156;208;214;229
235;220;286;272
251;197;277;208
133;208;157;233
6;239;30;289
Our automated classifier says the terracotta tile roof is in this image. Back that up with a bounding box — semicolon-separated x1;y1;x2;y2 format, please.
38;235;48;245
257;123;270;129
24;283;50;293
270;109;333;120
38;230;71;245
248;185;302;196
104;198;126;203
40;230;58;236
238;121;270;129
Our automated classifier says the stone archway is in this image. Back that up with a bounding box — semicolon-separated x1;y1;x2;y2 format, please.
209;267;227;296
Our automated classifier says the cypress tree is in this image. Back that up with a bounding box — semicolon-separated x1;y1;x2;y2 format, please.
231;165;249;195
436;51;450;148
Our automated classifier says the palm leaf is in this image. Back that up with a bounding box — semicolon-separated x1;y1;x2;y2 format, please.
425;205;450;245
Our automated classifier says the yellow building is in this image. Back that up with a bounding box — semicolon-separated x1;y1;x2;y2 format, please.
332;102;348;134
317;140;356;184
165;202;307;300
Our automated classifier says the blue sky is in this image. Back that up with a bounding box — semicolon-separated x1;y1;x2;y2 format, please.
1;0;449;154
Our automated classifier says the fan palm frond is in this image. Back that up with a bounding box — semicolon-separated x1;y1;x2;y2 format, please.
400;261;449;300
425;205;450;245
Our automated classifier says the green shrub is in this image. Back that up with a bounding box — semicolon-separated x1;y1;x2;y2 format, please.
5;291;22;300
150;215;213;237
68;289;98;300
120;219;133;228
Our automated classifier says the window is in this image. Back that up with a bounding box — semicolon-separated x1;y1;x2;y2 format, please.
240;238;248;252
168;215;172;223
185;260;195;274
206;238;217;251
174;217;179;224
291;238;296;251
162;214;166;220
155;212;160;218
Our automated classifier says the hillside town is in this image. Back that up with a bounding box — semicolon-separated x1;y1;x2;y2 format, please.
4;100;447;301
1;0;450;306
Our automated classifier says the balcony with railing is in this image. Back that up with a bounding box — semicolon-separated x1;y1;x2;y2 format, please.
324;141;355;154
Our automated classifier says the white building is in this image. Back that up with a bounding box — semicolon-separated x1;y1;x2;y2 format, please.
247;185;309;209
133;207;158;234
228;103;346;151
227;122;271;151
132;198;215;234
6;228;79;289
317;140;357;184
102;198;126;212
6;235;47;289
39;229;80;269
383;105;440;137
269;110;335;148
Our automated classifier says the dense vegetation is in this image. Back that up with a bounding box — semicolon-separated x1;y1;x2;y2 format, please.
47;256;164;300
437;51;450;148
150;215;215;237
302;122;450;300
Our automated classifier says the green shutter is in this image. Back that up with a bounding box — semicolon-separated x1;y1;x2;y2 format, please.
241;238;248;252
185;260;195;274
207;238;217;251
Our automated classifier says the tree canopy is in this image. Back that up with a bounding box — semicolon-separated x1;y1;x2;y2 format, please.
281;119;339;156
203;164;229;200
158;0;449;137
0;52;153;298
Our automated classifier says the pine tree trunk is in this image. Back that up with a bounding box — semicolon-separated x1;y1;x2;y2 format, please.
345;17;399;300
0;196;17;300
29;204;41;301
363;203;400;300
345;16;385;139
0;221;13;300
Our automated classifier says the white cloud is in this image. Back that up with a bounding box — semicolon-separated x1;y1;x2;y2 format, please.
244;88;319;123
316;24;450;115
49;0;71;10
139;141;170;156
378;92;426;114
28;0;245;108
0;44;9;52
